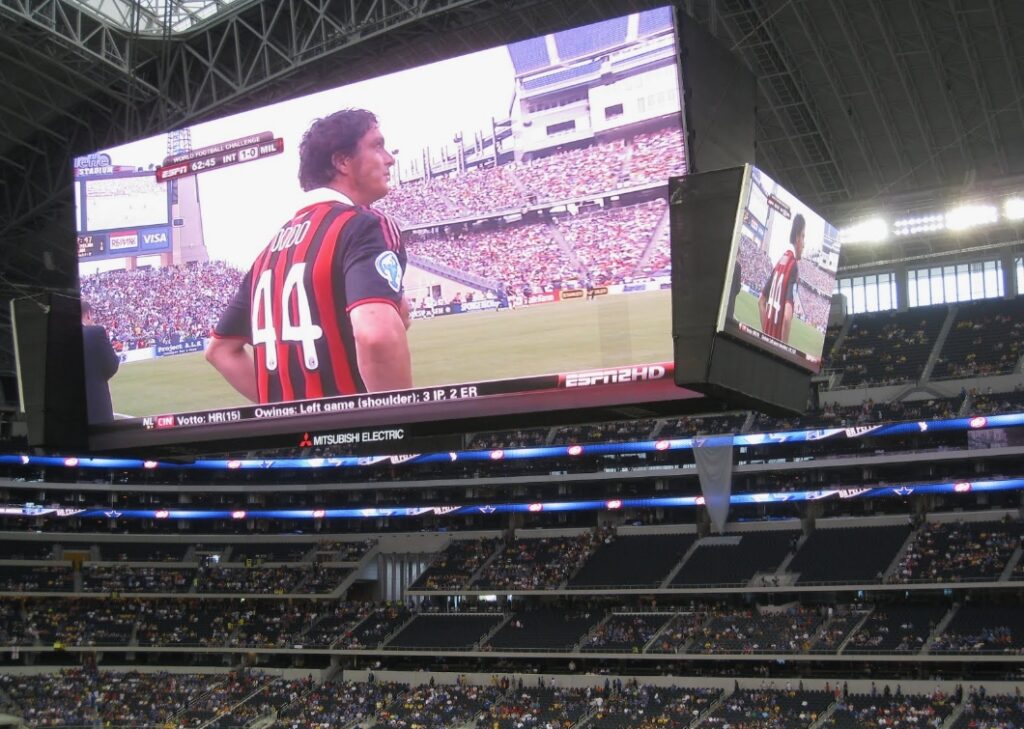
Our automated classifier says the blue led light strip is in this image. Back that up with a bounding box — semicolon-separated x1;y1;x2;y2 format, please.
4;476;1022;520
0;411;1016;471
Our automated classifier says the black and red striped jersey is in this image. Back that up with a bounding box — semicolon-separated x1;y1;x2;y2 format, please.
213;199;405;403
761;248;798;341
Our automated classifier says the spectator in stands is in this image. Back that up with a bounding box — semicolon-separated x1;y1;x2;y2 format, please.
81;261;242;352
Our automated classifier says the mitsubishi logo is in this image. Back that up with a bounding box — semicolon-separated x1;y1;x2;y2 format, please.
298;432;313;447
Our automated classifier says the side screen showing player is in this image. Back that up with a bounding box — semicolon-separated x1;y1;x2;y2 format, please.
758;213;804;343
206;110;412;403
723;166;839;371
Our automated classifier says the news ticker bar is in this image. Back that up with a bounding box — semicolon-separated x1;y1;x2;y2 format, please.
156;134;283;182
137;365;672;433
6;476;1024;522
6;410;1023;472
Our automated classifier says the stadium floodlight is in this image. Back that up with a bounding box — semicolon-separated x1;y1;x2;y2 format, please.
838;217;888;245
945;203;998;231
1004;197;1024;221
892;213;945;237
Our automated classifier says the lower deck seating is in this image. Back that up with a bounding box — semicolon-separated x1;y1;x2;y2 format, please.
828;693;956;729
931;604;1024;653
581;613;673;652
845;605;948;653
790;526;910;584
570;534;695;588
486;608;600;650
387;613;503;649
706;689;833;729
671;531;797;586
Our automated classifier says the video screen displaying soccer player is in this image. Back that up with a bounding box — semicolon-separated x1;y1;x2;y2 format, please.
73;6;690;446
721;166;839;371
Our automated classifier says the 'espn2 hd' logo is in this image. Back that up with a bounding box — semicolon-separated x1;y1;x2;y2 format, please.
563;364;667;388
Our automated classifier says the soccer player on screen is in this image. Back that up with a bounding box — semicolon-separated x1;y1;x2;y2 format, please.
758;213;805;343
206;109;412;403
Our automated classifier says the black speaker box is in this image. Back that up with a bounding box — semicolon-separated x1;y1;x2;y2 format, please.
11;294;89;450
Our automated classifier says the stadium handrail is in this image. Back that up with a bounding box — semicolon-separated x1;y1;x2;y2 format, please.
1;643;1020;663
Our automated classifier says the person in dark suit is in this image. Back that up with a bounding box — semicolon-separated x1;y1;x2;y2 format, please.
81;300;118;423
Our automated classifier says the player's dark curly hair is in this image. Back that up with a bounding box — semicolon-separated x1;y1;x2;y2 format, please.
298;109;378;192
790;213;806;245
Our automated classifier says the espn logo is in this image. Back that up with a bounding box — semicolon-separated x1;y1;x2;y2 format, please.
563;364;667;387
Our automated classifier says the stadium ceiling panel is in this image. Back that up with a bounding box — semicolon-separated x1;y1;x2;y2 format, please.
66;0;253;34
722;0;1024;205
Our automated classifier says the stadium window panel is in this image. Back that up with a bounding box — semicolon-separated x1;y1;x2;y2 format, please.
914;270;930;306
908;260;1004;307
873;273;896;312
956;266;971;302
605;103;624;119
864;279;880;313
968;263;984;300
546;120;577;136
916;271;930;306
943;267;958;303
838;277;855;313
852;278;866;313
838;278;852;310
983;260;1004;297
1016;257;1024;295
878;273;894;311
930;267;944;305
837;273;896;314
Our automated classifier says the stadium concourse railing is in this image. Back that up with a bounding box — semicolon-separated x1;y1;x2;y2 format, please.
1;643;1021;663
0;575;1019;600
404;577;1024;596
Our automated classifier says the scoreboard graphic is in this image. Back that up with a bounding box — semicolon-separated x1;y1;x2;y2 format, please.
74;169;173;261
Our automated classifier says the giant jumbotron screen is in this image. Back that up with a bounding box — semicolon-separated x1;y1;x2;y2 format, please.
74;7;694;451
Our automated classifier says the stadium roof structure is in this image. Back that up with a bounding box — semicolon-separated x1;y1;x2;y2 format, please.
67;0;253;35
0;0;1023;378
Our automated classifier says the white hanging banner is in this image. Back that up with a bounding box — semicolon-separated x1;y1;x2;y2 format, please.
693;434;734;534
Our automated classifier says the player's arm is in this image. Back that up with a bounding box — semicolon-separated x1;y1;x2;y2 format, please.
350;302;412;391
758;279;770;329
398;295;412;330
342;210;413;392
780;275;798;342
206;336;258;402
781;302;795;343
207;271;258;402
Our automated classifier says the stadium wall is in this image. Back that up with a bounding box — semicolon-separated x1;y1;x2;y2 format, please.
403;263;489;305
